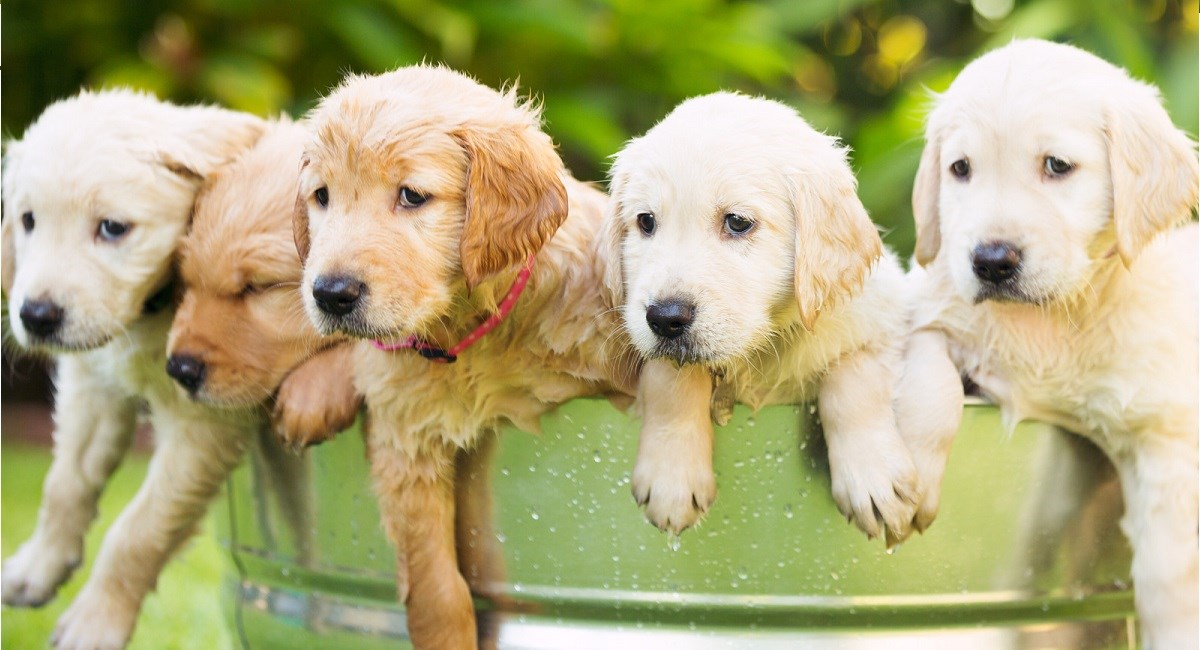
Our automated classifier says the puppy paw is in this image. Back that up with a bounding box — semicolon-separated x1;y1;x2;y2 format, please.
2;538;81;607
631;451;716;534
51;587;137;650
273;345;362;451
828;430;920;543
909;449;949;534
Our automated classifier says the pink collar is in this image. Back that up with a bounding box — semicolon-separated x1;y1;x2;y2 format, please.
371;255;535;364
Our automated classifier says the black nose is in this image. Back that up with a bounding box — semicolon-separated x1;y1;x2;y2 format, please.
971;242;1022;285
19;299;64;338
312;275;365;316
646;300;696;339
166;354;206;394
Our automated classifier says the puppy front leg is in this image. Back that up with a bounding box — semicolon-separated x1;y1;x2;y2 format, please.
3;356;137;607
51;413;253;650
820;347;919;542
631;358;716;534
273;342;363;451
1119;440;1199;650
894;329;963;533
371;438;476;650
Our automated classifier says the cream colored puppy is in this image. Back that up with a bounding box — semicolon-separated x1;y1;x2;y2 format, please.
1;89;263;650
907;39;1198;649
605;92;951;542
293;65;636;649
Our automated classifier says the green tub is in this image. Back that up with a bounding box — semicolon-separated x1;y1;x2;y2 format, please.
213;399;1135;648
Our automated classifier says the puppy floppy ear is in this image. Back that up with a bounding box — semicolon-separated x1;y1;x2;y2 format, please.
293;192;311;263
2;142;22;295
453;122;569;289
157;106;265;186
2;214;15;295
293;156;312;263
1106;83;1199;267
600;164;630;308
912;130;943;267
792;146;882;330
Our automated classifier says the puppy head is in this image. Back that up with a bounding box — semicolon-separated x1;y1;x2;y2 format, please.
913;39;1197;305
606;92;880;365
168;120;329;405
2;89;263;352
297;65;568;339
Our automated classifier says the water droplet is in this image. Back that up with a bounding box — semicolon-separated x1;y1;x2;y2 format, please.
530;510;540;521
746;417;756;427
667;532;682;552
514;583;523;592
593;450;602;463
808;404;817;414
784;505;794;519
737;567;749;580
830;571;840;581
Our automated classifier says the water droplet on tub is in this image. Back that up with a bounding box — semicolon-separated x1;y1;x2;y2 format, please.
667;532;682;552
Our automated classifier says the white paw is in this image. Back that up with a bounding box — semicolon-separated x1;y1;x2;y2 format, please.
2;538;81;607
631;451;716;534
52;586;138;650
829;430;920;542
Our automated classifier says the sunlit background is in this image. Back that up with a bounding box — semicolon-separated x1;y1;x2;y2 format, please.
4;0;1197;254
2;1;1197;647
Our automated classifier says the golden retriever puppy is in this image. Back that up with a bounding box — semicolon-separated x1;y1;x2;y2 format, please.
604;92;958;542
907;39;1197;648
165;117;360;565
167;117;360;443
1;89;263;650
291;65;636;649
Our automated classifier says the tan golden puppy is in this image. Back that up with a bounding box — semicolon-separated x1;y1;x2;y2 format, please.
290;65;636;649
907;40;1198;648
167;118;360;444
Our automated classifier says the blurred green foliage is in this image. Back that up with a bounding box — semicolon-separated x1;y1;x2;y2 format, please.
3;0;1196;255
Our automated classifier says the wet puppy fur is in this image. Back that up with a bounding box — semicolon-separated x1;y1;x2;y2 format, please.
292;64;636;649
907;39;1198;649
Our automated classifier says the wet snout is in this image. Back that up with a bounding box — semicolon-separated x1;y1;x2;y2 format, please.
970;241;1023;286
166;353;207;395
312;274;367;318
646;298;696;340
18;298;65;339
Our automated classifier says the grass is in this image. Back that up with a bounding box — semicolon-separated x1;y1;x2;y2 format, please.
1;442;234;650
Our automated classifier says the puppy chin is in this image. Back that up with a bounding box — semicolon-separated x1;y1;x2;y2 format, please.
14;328;115;353
640;335;737;367
186;386;262;409
972;281;1054;306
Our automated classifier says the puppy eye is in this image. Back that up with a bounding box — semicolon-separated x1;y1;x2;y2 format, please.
1044;156;1074;177
949;159;971;180
636;212;656;236
20;211;34;233
723;213;754;236
398;187;429;208
239;283;260;297
97;219;131;242
314;187;329;208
